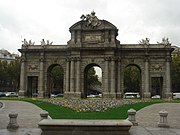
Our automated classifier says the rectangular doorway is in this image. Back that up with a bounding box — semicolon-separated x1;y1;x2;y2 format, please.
151;77;163;97
27;76;38;97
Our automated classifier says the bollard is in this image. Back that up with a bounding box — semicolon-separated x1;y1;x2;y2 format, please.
7;112;19;129
127;108;138;126
40;110;49;120
158;109;169;127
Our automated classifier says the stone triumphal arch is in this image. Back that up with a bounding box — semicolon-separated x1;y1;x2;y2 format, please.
19;12;174;99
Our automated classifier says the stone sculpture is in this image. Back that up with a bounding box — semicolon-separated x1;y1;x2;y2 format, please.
81;11;101;28
139;38;150;45
22;39;35;46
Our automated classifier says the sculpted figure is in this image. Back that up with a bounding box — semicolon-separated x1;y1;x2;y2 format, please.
22;39;28;46
139;38;150;45
41;39;46;45
41;39;53;45
81;11;101;28
28;40;35;45
22;39;35;46
47;40;53;45
157;37;171;46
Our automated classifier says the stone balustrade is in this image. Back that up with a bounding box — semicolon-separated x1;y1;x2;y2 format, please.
38;119;132;135
40;110;49;120
127;108;138;126
158;109;169;127
7;112;19;129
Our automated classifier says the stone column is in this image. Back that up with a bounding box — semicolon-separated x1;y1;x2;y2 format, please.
65;59;70;93
38;57;44;98
19;56;26;97
104;57;109;97
70;58;75;93
76;58;81;97
105;31;109;43
165;57;172;98
144;58;150;98
117;58;122;98
110;58;116;98
71;31;75;44
111;30;115;43
77;30;81;44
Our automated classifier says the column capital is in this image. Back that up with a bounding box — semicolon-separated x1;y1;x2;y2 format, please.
39;57;44;62
166;56;171;62
66;57;70;62
117;57;121;62
104;56;117;61
110;57;117;61
70;57;75;61
76;57;81;61
104;57;110;61
21;57;26;62
144;57;150;62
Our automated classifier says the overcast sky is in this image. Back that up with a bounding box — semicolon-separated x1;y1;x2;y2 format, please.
0;0;180;54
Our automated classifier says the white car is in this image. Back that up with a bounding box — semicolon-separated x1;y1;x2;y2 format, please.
6;92;18;97
151;95;160;99
124;92;140;99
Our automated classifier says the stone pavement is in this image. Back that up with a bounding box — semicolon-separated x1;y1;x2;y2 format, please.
0;100;42;135
130;102;180;135
0;100;180;135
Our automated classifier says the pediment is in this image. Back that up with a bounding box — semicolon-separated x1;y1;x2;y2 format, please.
69;20;117;32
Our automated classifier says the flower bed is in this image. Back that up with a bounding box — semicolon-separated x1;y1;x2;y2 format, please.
43;99;143;112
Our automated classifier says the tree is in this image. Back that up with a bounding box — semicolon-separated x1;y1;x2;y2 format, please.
87;67;102;86
124;65;141;93
7;59;21;92
0;59;20;92
50;65;64;93
172;54;180;92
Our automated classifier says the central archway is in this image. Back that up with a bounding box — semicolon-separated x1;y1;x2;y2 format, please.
84;64;102;98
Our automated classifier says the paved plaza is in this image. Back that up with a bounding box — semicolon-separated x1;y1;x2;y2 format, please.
0;100;180;135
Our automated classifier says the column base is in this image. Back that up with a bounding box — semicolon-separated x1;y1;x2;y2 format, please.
143;92;151;99
38;91;44;98
158;122;169;128
103;92;110;98
64;92;81;99
116;92;123;99
103;92;116;98
18;90;26;97
163;92;172;99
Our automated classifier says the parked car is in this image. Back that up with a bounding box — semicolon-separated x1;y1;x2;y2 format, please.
173;93;180;99
55;93;63;97
51;94;56;98
0;92;6;97
151;95;161;99
32;93;38;97
6;92;18;97
51;93;63;98
87;94;102;98
124;92;140;99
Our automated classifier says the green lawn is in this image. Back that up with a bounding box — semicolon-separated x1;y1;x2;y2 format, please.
21;99;162;119
1;98;178;119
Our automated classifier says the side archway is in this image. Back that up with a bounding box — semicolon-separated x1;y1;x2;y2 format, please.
47;64;64;97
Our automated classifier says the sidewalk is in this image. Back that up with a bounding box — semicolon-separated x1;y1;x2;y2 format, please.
130;102;180;135
0;100;180;135
0;100;43;129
